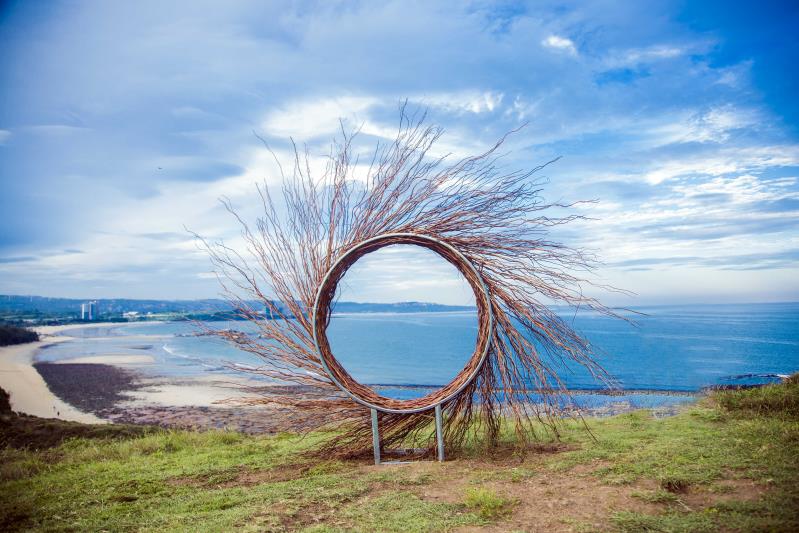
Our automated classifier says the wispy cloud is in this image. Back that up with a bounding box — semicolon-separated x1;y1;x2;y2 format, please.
542;35;577;55
602;44;686;68
263;96;379;140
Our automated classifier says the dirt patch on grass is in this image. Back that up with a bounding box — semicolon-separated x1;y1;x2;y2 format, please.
243;499;348;532
455;466;658;531
284;500;354;531
678;478;768;510
351;453;772;532
458;441;578;463
168;463;316;489
353;454;646;531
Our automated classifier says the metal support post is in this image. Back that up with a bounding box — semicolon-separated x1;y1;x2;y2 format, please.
371;408;381;465
434;404;445;462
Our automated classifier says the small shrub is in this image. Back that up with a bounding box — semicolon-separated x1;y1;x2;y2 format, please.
660;476;691;494
0;455;46;481
404;472;433;485
207;430;245;446
0;324;39;347
0;387;11;414
715;375;799;418
463;487;514;520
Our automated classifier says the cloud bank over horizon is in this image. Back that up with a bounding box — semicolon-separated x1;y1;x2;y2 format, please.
1;0;798;305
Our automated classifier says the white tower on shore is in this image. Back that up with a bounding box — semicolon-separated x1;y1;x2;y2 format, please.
80;301;98;320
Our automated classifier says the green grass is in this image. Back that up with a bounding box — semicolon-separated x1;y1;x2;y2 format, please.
463;487;515;519
715;374;799;418
548;381;799;531
1;379;798;531
0;428;481;532
336;492;478;532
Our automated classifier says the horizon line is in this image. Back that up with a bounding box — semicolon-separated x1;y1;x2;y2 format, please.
1;293;799;309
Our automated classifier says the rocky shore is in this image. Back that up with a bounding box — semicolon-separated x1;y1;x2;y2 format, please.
32;361;325;433
28;359;697;436
33;363;140;414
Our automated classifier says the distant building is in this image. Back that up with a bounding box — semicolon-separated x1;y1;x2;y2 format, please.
81;300;98;320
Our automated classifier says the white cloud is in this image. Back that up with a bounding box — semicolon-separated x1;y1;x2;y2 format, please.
638;144;799;185
713;61;752;87
649;106;761;145
625;44;683;62
603;44;686;68
542;35;576;55
414;90;504;114
672;174;799;205
0;129;10;144
687;106;759;143
263;91;504;144
263;96;378;139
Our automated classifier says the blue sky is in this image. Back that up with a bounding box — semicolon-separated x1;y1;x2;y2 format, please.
1;0;797;305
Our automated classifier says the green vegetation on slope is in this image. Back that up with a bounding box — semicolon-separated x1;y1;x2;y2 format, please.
0;324;39;346
0;378;797;532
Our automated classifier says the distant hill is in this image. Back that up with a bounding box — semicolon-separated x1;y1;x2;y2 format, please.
330;301;474;313
0;295;232;315
0;294;475;324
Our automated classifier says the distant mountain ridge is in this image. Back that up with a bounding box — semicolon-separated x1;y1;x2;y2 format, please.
0;294;474;320
330;301;475;313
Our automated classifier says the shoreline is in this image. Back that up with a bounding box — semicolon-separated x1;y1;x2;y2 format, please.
30;362;320;433
1;320;706;432
0;321;315;432
30;361;697;431
0;322;125;423
371;384;703;396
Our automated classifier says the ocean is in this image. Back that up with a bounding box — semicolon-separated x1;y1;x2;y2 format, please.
36;302;799;411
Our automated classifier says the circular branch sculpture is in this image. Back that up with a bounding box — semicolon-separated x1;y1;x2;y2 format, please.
201;108;621;458
313;232;494;414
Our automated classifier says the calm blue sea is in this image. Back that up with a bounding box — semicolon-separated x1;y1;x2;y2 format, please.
37;302;799;410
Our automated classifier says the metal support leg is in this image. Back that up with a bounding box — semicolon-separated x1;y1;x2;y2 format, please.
371;408;381;465
435;404;445;462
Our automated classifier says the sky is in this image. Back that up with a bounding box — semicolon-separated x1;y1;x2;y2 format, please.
1;0;798;306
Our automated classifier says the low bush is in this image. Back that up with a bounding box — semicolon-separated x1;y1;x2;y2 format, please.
0;324;39;347
463;486;514;520
715;374;799;418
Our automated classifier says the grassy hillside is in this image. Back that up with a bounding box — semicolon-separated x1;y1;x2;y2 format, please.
1;378;797;532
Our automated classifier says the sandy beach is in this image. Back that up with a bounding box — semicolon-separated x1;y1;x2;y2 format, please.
0;322;309;433
0;323;119;423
